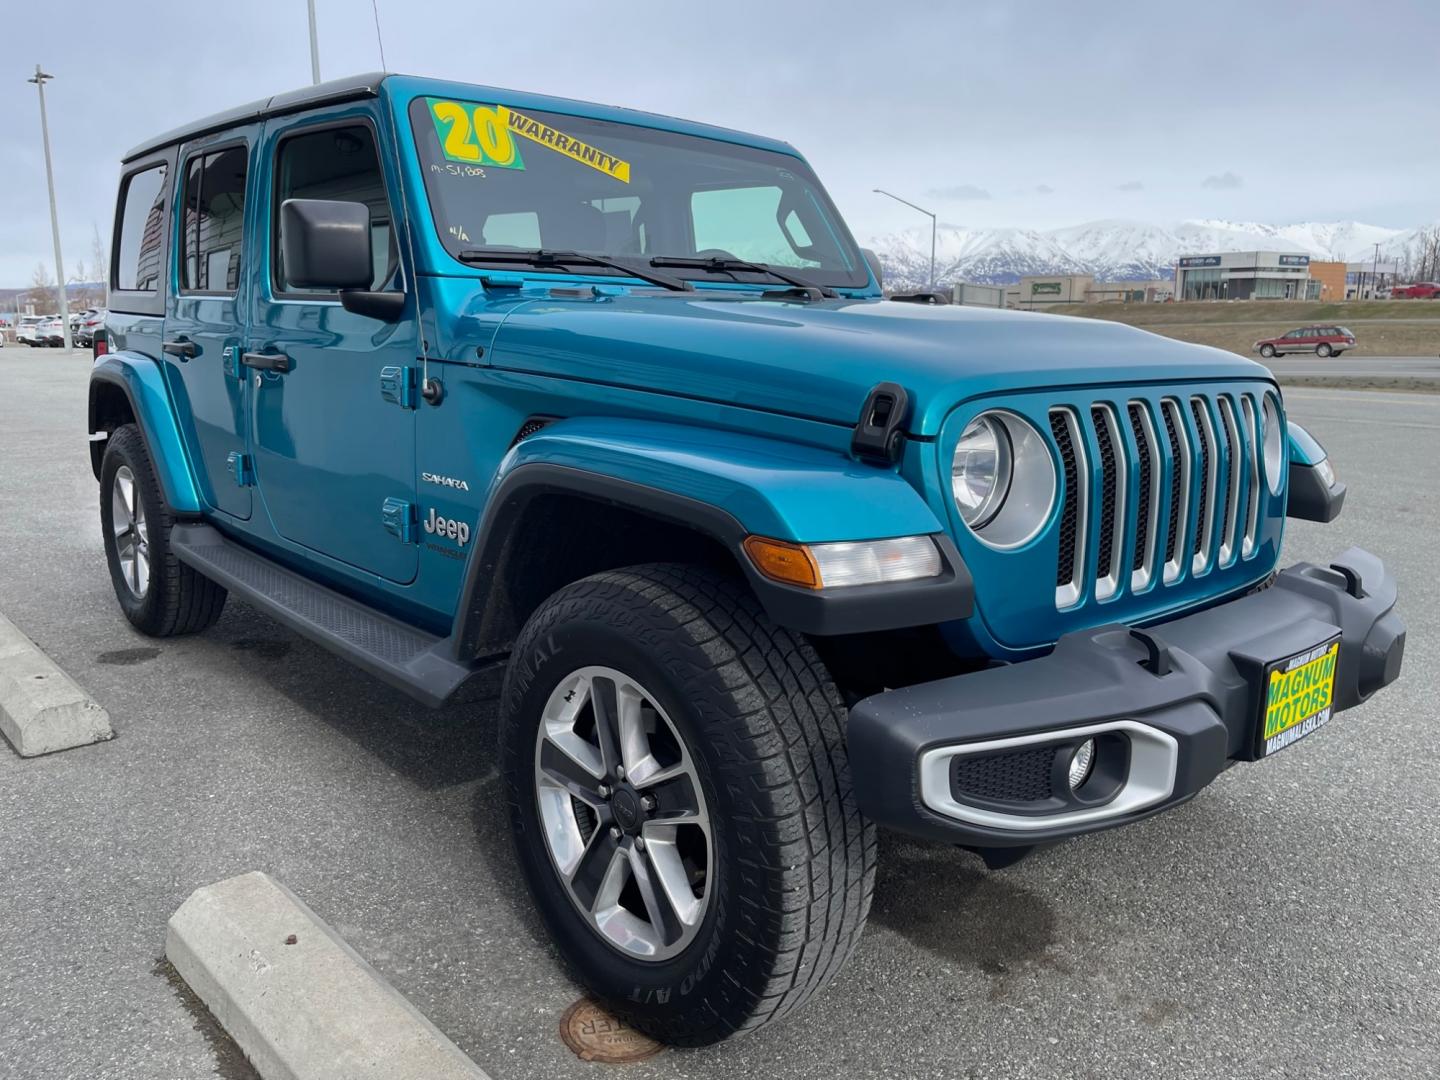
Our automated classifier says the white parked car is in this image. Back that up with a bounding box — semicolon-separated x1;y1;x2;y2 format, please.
36;316;66;346
15;316;46;346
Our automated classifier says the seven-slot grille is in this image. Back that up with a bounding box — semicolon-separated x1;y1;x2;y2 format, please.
1051;392;1267;609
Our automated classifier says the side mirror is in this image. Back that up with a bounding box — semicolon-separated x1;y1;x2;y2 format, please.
1286;421;1346;522
280;198;405;321
280;198;374;289
862;248;885;289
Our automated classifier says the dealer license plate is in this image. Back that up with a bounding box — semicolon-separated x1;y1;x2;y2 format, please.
1256;637;1340;758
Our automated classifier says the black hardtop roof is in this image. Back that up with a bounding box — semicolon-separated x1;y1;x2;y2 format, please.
122;72;388;162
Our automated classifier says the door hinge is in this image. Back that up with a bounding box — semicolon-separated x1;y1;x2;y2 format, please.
226;451;255;487
381;498;418;543
379;365;418;409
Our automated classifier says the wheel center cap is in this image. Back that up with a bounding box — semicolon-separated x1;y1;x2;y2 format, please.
611;788;641;834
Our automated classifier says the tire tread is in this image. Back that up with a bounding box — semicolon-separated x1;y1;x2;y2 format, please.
503;563;876;1044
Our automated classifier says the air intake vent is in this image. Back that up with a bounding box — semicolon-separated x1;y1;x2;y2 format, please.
1091;405;1126;601
1049;409;1085;606
1190;398;1213;566
1161;401;1186;575
1092;406;1118;587
510;416;557;447
951;747;1055;804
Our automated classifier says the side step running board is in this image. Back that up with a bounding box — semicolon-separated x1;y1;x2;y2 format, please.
170;524;478;708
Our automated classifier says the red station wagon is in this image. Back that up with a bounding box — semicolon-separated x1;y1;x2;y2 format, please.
1254;325;1356;358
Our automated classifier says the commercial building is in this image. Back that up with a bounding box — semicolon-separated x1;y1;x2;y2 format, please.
996;276;1173;307
1308;261;1347;302
1010;274;1094;307
1346;260;1398;299
950;282;1006;308
1086;279;1174;304
1174;251;1319;301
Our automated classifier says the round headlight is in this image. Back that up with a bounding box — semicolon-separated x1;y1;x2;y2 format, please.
952;415;1012;529
1263;394;1284;494
952;412;1057;548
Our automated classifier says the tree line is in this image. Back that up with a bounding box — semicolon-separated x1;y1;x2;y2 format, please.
18;225;108;314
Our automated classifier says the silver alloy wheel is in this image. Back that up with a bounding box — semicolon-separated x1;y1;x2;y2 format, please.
110;465;150;599
534;665;712;962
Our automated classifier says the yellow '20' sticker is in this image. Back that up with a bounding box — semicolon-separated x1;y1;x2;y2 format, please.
427;99;525;169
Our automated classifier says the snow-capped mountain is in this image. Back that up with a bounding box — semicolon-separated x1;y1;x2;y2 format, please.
868;218;1426;289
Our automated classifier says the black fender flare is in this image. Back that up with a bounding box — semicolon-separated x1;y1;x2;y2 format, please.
448;463;973;660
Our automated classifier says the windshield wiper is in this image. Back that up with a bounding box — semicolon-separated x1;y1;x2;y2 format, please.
648;256;837;298
457;248;692;292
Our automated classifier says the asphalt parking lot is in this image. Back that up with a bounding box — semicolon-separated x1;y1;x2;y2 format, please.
2;351;1437;1080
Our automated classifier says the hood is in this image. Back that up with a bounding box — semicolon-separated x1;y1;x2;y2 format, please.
483;292;1272;436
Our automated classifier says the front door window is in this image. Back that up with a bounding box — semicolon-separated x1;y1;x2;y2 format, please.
274;125;397;293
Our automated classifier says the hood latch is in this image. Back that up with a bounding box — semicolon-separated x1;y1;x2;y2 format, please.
851;382;910;466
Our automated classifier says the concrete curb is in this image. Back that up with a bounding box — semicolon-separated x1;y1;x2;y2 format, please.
0;612;112;757
166;871;490;1080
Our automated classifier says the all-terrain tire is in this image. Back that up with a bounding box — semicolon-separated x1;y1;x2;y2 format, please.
100;424;227;636
500;564;876;1045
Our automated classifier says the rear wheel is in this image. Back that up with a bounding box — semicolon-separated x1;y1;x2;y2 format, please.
1317;343;1333;357
100;424;227;636
501;564;875;1045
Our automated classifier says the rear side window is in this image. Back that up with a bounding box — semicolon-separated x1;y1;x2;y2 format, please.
273;124;396;293
180;145;248;294
115;164;168;292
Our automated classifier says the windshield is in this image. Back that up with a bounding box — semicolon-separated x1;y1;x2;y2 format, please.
407;97;868;290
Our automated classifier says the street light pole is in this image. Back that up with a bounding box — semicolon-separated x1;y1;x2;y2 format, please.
873;188;937;291
28;65;72;351
306;0;322;85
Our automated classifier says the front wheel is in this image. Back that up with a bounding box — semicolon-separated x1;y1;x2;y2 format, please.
1259;344;1276;358
500;564;875;1045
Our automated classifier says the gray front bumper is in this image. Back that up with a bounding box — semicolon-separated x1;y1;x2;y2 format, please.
848;547;1405;847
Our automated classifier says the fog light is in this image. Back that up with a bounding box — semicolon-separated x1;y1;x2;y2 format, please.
1067;739;1096;790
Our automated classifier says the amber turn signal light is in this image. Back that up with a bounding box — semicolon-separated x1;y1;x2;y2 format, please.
742;536;821;589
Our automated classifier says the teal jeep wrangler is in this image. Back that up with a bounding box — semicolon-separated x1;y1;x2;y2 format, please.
89;73;1404;1044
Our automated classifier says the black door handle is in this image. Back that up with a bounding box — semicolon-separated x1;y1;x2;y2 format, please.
162;338;198;359
241;351;292;373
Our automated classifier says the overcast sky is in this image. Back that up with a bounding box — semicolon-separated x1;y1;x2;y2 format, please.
2;0;1436;286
